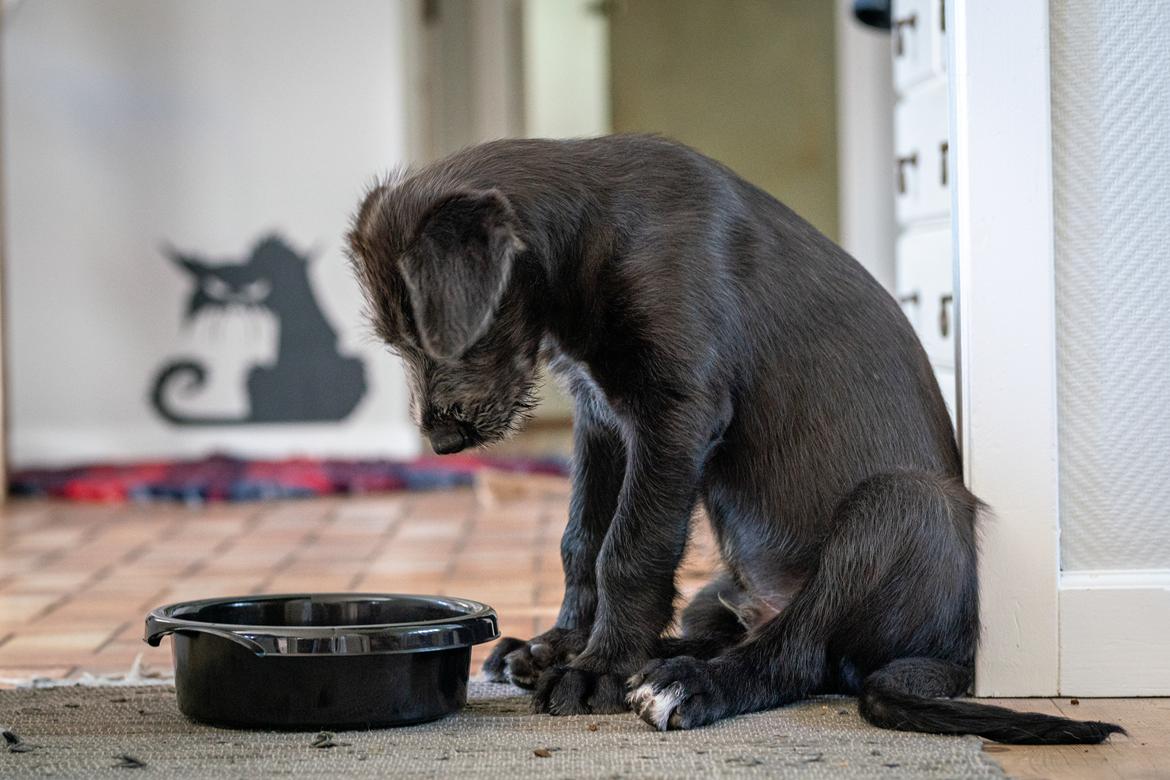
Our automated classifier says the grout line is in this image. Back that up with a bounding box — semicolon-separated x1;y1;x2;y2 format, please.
251;503;337;592
441;501;479;583
29;553;142;625
117;541;155;567
210;534;238;556
93;621;130;654
139;587;172;612
346;498;411;590
32;588;83;623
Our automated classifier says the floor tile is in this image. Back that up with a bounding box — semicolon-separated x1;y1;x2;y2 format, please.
0;630;111;665
0;489;569;682
0;593;59;625
1;570;93;595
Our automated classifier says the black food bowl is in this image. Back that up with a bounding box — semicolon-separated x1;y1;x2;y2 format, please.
144;593;498;729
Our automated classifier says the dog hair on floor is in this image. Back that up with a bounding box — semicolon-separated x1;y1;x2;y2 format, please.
348;134;1122;744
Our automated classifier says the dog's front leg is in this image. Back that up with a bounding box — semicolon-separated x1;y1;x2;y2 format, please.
533;419;702;715
483;405;626;687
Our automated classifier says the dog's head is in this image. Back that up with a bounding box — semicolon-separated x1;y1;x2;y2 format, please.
347;181;541;454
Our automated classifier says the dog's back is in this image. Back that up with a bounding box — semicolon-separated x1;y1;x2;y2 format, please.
425;135;957;531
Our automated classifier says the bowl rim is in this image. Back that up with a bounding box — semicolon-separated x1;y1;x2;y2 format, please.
144;592;500;657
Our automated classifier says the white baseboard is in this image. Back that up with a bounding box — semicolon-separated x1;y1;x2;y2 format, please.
10;422;422;469
1059;569;1170;696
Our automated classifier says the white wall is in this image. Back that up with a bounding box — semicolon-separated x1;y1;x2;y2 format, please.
2;0;420;466
1052;0;1170;692
834;0;895;291
1051;0;1170;571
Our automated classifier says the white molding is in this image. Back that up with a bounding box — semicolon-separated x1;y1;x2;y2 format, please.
950;0;1062;695
1061;569;1170;590
10;423;421;468
1059;570;1170;695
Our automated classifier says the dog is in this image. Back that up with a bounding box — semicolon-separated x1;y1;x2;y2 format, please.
347;134;1122;744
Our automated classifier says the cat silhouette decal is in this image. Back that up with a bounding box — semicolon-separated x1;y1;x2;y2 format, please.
151;234;367;425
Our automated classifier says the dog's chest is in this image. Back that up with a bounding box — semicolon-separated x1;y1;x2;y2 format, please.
544;344;627;426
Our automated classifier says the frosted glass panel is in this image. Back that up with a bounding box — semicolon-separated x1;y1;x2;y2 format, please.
1052;1;1170;570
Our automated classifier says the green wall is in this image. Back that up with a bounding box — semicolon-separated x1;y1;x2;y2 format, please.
610;0;839;239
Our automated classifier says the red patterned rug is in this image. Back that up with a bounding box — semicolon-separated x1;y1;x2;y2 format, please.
9;454;568;504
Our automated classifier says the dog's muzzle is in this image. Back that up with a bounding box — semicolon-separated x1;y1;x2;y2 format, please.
427;423;468;455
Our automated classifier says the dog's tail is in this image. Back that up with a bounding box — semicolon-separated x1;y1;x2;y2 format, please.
151;360;245;425
858;658;1125;745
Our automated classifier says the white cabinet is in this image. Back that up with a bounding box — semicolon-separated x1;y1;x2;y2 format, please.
897;226;955;425
896;226;954;369
892;0;954;427
895;80;950;226
892;0;947;95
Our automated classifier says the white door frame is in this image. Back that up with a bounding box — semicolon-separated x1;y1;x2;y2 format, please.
407;0;524;164
949;0;1061;696
953;0;1170;697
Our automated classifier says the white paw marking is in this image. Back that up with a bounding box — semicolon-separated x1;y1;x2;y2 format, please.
628;682;685;731
626;682;654;711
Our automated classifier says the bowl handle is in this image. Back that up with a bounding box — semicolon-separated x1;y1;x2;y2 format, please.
144;615;267;656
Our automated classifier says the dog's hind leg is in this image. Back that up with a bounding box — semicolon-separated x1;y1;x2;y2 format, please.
628;472;1123;742
627;471;981;731
656;572;747;660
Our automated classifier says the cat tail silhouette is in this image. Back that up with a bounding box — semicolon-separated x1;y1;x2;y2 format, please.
152;360;247;426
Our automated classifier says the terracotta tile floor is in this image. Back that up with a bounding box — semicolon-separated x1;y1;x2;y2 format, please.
0;485;720;684
4;489;1170;777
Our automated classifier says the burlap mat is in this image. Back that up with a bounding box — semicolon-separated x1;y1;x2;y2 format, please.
0;681;1006;778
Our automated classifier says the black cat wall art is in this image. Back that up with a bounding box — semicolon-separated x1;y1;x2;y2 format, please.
151;234;367;425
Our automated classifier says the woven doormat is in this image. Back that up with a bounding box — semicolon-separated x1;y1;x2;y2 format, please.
0;682;1005;778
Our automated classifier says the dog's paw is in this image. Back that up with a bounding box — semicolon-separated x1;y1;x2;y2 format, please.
482;637;528;684
482;628;588;689
532;665;630;715
626;656;728;731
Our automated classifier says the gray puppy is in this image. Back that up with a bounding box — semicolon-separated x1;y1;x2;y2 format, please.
348;134;1120;743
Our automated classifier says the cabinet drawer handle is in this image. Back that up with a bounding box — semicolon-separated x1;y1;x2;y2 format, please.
898;292;921;307
939;293;953;337
896;153;919;194
894;13;918;56
939;140;949;187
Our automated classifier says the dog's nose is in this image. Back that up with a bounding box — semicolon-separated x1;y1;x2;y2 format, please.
427;424;467;455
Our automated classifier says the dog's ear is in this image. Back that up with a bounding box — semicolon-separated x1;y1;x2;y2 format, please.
399;189;523;359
